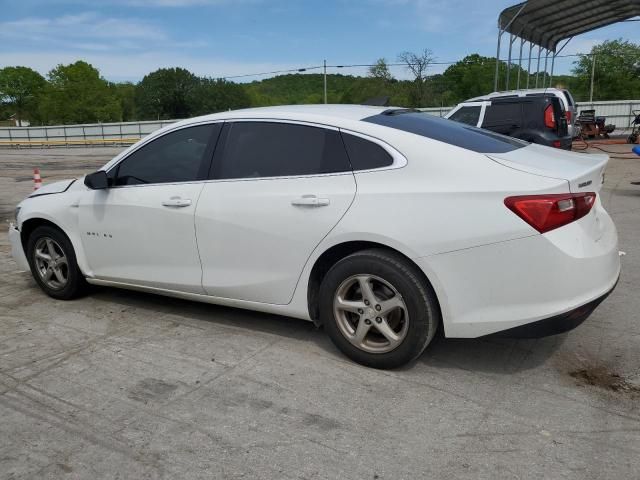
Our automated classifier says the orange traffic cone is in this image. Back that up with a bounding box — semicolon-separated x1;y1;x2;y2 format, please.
33;168;42;190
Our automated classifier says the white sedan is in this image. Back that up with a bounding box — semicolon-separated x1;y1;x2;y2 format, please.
9;105;620;368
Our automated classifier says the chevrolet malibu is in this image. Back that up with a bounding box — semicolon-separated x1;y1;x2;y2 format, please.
9;105;620;369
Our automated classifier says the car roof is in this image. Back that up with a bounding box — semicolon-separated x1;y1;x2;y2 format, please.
174;104;391;126
457;94;554;105
466;88;567;102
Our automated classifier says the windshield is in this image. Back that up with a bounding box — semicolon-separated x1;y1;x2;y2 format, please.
363;111;526;154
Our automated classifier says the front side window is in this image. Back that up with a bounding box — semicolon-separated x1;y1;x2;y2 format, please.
448;106;482;126
113;124;219;186
213;122;351;180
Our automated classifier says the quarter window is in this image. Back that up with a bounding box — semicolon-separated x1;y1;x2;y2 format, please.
213;122;351;179
113;124;219;186
340;132;394;170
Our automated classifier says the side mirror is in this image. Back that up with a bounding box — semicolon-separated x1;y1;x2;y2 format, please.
84;171;109;190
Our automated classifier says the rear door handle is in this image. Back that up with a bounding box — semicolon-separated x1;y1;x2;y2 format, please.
291;195;330;207
162;197;192;208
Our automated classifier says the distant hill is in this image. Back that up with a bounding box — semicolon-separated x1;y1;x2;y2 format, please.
244;73;363;105
243;73;422;107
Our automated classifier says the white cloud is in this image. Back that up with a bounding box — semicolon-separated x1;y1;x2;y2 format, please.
53;0;259;6
0;12;167;49
0;50;317;82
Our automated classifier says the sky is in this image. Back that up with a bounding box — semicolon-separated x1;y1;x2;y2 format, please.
1;0;638;83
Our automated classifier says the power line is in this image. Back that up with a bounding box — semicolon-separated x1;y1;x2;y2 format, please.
222;65;323;80
217;51;640;81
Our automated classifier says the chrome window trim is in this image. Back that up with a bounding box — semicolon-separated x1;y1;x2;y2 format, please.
102;117;408;188
105;120;225;177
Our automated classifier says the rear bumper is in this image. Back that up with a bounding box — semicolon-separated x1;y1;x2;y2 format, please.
415;202;620;338
9;224;30;271
490;278;617;338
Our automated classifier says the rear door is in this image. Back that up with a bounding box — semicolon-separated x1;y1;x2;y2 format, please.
195;121;356;304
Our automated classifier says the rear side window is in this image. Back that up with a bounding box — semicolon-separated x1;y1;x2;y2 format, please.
213;122;351;179
113;124;219;186
448;106;481;126
363;111;525;153
562;90;574;106
341;132;393;170
482;103;522;128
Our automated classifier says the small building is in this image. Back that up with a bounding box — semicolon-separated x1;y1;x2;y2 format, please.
9;114;30;127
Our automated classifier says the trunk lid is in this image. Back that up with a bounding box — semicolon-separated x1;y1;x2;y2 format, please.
489;144;609;241
487;143;607;194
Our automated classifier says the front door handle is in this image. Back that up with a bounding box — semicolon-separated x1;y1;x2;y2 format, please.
162;197;192;208
291;195;330;207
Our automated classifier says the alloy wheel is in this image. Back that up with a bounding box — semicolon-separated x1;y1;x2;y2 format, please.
33;237;69;290
333;274;409;354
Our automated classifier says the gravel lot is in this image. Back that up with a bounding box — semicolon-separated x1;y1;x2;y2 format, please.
1;146;639;479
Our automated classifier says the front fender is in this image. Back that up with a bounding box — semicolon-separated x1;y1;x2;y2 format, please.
18;192;93;277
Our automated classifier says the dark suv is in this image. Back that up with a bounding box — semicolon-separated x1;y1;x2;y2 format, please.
446;95;572;150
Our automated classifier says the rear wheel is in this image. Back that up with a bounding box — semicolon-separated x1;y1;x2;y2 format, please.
319;249;440;369
26;225;87;300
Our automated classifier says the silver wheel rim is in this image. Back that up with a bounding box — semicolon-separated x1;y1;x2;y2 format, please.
333;274;409;354
33;237;69;290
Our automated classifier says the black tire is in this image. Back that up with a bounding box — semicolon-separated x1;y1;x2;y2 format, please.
26;225;88;300
319;249;440;369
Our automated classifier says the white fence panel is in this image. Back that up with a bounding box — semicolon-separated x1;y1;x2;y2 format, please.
0;102;638;148
575;100;640;130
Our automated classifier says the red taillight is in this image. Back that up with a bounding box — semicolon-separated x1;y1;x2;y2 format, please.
504;193;596;233
552;140;561;148
544;104;556;129
566;110;572;122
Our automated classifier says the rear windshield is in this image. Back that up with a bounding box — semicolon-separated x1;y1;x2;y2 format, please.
363;111;526;153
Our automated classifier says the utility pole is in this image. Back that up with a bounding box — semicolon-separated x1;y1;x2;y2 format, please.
589;54;596;102
323;59;327;104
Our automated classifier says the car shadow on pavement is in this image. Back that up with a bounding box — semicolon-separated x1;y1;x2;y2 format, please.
89;286;320;342
87;285;566;375
415;333;567;375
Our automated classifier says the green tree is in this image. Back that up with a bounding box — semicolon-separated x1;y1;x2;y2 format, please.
398;49;434;106
368;58;393;82
111;82;137;122
441;54;495;102
191;78;251;115
0;66;46;126
439;54;529;104
135;67;199;120
40;61;121;124
572;39;640;101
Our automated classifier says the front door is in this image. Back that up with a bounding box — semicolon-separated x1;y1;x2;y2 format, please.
79;123;221;293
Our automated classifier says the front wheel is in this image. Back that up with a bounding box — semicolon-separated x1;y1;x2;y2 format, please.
319;249;440;369
26;225;88;300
